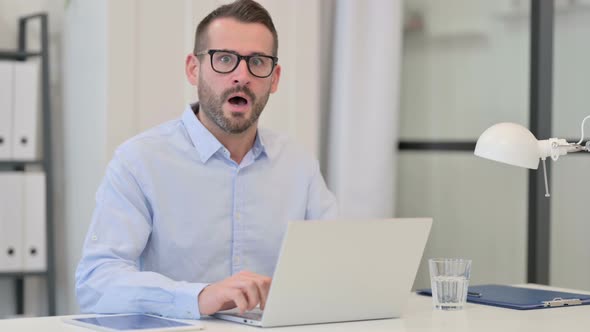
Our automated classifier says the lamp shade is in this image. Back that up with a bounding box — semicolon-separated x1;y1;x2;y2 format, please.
474;122;540;169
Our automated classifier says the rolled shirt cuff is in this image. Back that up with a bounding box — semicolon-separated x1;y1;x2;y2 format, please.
173;281;210;319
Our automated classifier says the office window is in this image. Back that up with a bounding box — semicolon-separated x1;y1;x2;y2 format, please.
397;153;527;288
550;4;590;291
398;0;530;288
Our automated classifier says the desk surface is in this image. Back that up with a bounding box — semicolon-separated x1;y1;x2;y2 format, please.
1;284;588;331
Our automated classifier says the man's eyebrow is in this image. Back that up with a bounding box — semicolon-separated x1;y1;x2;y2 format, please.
216;49;272;57
250;52;273;57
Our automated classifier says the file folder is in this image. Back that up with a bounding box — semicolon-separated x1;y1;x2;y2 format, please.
22;172;46;272
12;60;41;161
417;284;590;310
0;173;24;272
0;62;13;160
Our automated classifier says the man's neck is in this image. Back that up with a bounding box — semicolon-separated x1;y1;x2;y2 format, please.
195;107;257;165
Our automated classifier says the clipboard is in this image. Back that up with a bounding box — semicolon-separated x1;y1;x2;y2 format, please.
417;284;590;310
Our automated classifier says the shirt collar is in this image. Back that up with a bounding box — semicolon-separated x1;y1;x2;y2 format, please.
252;130;268;160
181;103;269;163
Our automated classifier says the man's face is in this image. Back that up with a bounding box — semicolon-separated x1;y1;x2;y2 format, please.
190;18;281;134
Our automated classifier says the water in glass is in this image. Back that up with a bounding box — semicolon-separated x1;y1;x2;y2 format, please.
431;275;469;310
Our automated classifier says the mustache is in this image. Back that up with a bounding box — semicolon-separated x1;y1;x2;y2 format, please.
221;86;256;103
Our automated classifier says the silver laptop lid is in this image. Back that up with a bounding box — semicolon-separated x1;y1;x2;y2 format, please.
260;218;432;327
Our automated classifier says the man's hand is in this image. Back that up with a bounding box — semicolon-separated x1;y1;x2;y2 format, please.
198;270;272;316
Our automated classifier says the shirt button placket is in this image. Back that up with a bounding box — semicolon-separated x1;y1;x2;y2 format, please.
233;167;242;271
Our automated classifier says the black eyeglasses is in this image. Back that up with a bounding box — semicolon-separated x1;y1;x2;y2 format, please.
195;49;278;78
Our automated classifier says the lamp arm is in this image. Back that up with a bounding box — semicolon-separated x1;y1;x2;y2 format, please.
545;115;590;156
539;138;587;162
561;143;586;153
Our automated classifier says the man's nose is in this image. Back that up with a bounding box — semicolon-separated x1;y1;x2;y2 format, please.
231;59;252;84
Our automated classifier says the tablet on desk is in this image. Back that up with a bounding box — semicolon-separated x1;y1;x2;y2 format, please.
62;314;204;332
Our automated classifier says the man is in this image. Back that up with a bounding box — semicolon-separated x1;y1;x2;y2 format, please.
75;0;337;320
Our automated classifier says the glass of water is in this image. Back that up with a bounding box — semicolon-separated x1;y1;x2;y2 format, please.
428;258;472;310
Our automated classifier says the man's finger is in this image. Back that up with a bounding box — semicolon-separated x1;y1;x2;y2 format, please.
237;279;261;310
257;278;271;310
227;288;249;314
239;274;271;310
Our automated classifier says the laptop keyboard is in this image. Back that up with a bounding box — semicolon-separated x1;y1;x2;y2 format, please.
238;311;263;320
223;309;263;321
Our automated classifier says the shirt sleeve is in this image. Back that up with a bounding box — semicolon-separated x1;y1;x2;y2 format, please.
75;152;208;319
305;159;338;220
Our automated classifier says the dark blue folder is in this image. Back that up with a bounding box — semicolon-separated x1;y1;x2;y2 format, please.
417;284;590;310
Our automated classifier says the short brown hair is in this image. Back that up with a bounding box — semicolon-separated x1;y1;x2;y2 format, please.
193;0;278;56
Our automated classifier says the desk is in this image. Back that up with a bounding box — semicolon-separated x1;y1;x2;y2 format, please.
1;285;588;331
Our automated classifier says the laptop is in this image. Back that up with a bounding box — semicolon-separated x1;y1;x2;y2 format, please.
213;218;432;327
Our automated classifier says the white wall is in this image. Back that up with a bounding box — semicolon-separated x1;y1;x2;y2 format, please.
60;0;108;316
326;0;402;219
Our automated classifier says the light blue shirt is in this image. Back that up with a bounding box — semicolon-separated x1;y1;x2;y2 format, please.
75;104;338;319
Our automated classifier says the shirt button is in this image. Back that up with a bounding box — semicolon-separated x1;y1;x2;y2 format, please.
234;256;240;264
91;235;98;241
235;212;241;220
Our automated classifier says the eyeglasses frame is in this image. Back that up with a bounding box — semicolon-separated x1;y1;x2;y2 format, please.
195;49;279;78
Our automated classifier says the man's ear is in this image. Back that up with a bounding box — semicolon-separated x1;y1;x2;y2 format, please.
185;53;200;86
270;64;281;93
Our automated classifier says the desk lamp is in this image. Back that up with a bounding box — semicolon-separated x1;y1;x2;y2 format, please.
474;116;590;197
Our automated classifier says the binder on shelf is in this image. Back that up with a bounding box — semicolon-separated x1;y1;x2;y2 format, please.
417;284;590;310
0;173;24;272
1;12;54;316
0;62;13;160
23;171;46;272
12;60;41;161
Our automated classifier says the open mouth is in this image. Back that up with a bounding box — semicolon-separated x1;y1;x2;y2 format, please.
228;96;249;106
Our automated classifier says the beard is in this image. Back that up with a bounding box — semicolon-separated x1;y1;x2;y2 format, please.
197;77;271;134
